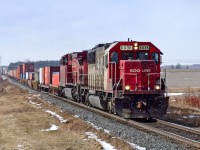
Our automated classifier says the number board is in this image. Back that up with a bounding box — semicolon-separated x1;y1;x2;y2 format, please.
139;45;150;50
120;45;133;50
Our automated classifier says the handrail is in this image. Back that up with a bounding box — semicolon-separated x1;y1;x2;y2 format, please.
147;73;160;91
114;72;138;98
109;62;116;89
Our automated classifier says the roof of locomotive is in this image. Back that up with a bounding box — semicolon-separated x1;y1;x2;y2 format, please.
103;41;163;54
62;41;163;56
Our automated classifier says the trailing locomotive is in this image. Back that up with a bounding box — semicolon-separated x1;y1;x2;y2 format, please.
8;40;169;119
59;41;168;119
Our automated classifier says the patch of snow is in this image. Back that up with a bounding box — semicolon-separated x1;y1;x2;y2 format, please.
171;99;176;102
167;93;185;96
188;115;196;118
74;115;79;118
104;129;110;134
2;76;7;80
29;100;37;105
29;100;42;109
41;124;58;131
44;110;68;123
183;116;188;119
17;144;24;150
34;94;41;97
128;142;146;150
87;121;110;133
86;132;116;150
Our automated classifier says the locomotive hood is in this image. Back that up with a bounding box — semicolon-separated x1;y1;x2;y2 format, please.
120;60;157;92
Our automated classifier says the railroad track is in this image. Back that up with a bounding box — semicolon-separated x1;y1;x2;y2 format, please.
50;94;200;149
6;76;200;149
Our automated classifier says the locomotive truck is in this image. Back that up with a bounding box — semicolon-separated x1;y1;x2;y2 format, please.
59;41;169;119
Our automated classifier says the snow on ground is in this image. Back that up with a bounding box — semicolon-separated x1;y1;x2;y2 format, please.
86;121;145;149
17;144;25;150
29;99;42;108
28;98;68;123
2;75;7;80
33;94;41;97
87;121;110;134
128;142;146;150
183;115;200;119
166;93;185;96
86;132;116;150
44;110;68;123
41;124;59;131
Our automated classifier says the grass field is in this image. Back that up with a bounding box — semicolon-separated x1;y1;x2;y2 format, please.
165;69;200;92
165;69;200;113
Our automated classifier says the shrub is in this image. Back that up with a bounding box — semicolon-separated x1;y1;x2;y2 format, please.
184;94;200;108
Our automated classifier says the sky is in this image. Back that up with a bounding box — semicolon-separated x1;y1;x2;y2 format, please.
0;0;200;66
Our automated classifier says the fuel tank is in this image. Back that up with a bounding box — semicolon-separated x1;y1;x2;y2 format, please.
88;95;107;110
63;88;73;100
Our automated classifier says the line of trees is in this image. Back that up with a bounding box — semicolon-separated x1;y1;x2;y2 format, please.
170;63;189;69
8;60;60;71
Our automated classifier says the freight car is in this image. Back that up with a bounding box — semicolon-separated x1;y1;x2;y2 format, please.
59;41;169;119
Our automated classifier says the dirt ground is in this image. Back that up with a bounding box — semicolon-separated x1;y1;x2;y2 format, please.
0;78;133;150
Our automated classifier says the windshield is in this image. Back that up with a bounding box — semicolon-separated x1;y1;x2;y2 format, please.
152;52;159;64
122;52;134;60
137;52;149;60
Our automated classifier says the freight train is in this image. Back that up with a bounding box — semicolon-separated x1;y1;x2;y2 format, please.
8;41;169;119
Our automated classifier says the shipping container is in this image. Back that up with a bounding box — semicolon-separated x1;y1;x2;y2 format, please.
60;65;72;87
39;68;44;84
25;72;29;80
28;80;32;87
22;73;26;79
22;63;34;74
52;72;59;86
44;66;60;85
34;72;39;82
28;72;34;80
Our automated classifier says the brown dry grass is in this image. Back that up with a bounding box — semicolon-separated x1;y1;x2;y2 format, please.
0;78;134;150
169;94;200;111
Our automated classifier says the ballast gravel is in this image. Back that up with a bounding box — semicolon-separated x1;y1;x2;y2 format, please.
8;77;193;150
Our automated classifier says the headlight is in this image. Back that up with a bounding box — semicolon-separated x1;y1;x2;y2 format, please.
125;85;130;90
155;85;160;90
134;46;138;50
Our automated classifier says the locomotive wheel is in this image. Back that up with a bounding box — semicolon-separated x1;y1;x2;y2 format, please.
107;101;112;113
107;101;116;114
85;93;91;107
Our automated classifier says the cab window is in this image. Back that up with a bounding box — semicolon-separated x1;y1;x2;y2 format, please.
152;52;159;64
137;52;148;60
111;52;118;63
122;52;134;60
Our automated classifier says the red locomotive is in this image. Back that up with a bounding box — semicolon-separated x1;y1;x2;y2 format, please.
59;41;168;119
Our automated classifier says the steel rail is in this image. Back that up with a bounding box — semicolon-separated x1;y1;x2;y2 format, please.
157;119;200;135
